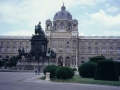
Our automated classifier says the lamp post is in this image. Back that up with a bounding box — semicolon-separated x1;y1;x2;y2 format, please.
46;48;51;65
76;49;78;70
71;49;73;67
46;48;56;66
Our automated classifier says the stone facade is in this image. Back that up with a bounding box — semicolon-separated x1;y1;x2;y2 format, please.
0;36;31;58
0;4;120;67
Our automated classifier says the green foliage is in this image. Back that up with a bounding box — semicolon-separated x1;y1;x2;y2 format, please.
90;55;106;63
94;60;119;81
10;61;17;67
10;56;18;62
44;75;120;86
55;66;74;79
43;65;58;78
78;62;97;78
0;61;3;67
116;62;120;76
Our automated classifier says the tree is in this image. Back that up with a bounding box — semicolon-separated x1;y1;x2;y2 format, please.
90;55;106;63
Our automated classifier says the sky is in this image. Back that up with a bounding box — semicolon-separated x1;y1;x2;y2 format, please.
0;0;120;36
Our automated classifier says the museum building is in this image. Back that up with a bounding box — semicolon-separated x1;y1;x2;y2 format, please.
0;4;120;67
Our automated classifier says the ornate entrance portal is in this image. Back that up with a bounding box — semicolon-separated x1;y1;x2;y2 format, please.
65;56;70;66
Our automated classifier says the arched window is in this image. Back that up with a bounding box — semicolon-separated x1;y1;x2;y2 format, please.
68;23;71;30
88;46;92;53
54;23;57;30
13;46;17;52
60;22;64;29
73;24;76;30
66;46;70;53
81;46;84;53
109;47;113;54
94;47;98;53
73;46;76;51
116;47;120;54
88;42;91;45
65;57;70;66
102;47;106;54
59;45;62;52
95;42;98;45
0;46;4;52
47;24;50;30
7;46;10;52
81;57;84;63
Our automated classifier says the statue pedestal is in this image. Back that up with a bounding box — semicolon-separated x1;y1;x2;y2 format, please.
17;67;19;71
45;72;50;81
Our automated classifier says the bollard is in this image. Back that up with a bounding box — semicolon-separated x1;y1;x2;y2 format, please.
45;72;50;81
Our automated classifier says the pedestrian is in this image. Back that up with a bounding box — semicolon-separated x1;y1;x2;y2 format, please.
35;67;38;75
38;67;40;75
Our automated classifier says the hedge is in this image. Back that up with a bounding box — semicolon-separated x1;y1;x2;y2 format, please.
116;62;120;76
94;60;119;81
90;56;105;63
78;62;97;78
43;65;58;78
55;66;74;79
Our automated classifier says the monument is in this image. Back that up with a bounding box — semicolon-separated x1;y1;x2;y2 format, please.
17;22;56;70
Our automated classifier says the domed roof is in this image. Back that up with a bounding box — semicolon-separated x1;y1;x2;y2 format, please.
73;19;78;22
53;4;72;21
46;19;51;22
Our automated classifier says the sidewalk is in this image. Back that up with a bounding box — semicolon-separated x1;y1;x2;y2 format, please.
24;73;51;83
23;73;120;90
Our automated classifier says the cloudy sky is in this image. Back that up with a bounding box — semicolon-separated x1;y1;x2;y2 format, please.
0;0;120;36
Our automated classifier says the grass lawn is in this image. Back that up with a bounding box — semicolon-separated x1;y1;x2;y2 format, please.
40;75;120;86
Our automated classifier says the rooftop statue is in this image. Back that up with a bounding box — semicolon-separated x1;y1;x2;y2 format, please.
35;22;45;36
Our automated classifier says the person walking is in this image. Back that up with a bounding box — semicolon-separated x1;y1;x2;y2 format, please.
35;67;38;75
38;67;40;75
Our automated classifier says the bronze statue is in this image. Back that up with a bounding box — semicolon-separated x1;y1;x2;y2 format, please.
35;22;45;35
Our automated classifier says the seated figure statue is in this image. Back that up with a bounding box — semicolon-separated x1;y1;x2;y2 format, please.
35;22;44;35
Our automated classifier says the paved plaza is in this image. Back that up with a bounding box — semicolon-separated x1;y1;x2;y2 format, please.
0;72;119;90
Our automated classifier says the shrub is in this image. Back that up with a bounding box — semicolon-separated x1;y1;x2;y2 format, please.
43;65;58;78
116;62;120;76
90;55;106;63
94;60;119;81
55;66;74;79
78;62;97;78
